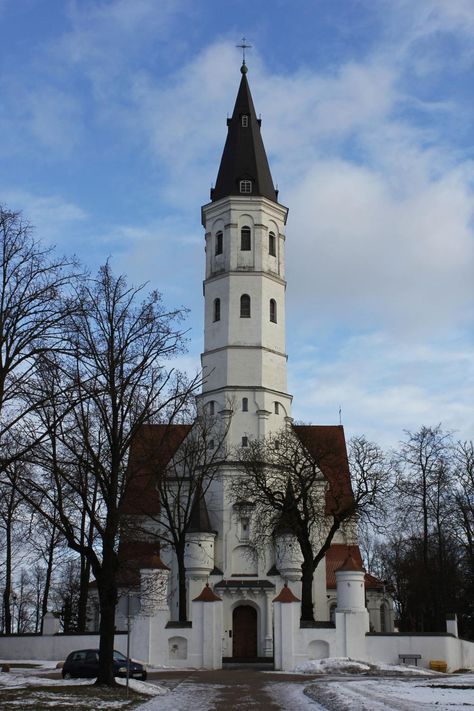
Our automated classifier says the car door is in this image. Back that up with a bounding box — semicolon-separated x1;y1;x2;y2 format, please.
84;650;99;677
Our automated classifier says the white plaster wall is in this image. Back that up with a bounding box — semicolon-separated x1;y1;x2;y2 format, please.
0;633;128;662
366;634;474;672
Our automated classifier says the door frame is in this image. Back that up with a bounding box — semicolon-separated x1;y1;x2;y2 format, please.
231;601;259;658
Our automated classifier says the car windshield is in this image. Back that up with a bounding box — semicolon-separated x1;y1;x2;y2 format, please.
113;651;127;662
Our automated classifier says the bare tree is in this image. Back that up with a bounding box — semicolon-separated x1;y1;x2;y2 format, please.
20;264;197;685
125;405;231;621
0;206;76;463
232;426;390;621
452;440;474;575
0;457;31;633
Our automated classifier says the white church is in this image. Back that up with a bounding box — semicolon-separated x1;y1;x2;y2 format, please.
103;62;473;672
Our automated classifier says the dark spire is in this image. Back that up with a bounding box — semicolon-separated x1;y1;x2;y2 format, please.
211;66;278;203
187;486;214;534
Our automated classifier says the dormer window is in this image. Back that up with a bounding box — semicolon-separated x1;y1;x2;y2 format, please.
241;115;249;127
240;180;252;194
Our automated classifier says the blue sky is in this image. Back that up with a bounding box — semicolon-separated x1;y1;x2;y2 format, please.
1;0;473;447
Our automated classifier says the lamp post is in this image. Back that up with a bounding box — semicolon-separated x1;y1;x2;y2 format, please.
126;593;131;697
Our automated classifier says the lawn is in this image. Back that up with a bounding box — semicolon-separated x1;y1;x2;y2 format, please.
0;683;147;710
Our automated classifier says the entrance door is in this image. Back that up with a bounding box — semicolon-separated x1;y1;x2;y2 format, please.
232;605;257;658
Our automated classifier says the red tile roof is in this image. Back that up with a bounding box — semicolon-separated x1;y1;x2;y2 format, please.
337;554;366;573
292;425;355;516
325;544;383;590
273;583;300;603
193;583;222;602
121;424;192;516
116;540;169;586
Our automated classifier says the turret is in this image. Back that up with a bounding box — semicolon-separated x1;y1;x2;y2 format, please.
335;554;366;612
184;488;216;577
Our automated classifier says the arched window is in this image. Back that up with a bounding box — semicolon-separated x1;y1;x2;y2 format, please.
270;299;277;323
213;298;221;322
240;226;251;250
240;180;252;194
215;231;223;255
269;231;276;256
240;294;251;318
274;402;280;414
242;436;248;447
209;401;215;416
330;603;337;623
242;397;248;412
380;604;387;633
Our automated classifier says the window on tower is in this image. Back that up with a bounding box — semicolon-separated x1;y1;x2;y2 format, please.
209;401;215;416
270;299;277;323
242;397;248;412
240;226;251;250
242;436;248;447
213;298;221;322
240;294;251;318
240;180;252;194
269;231;276;256
215;231;223;255
241;115;249;127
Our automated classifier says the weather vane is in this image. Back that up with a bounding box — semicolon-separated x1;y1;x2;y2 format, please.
236;37;252;66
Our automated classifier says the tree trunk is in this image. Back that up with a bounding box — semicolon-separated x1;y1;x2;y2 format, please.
77;554;91;632
40;525;56;633
95;543;119;686
177;541;187;622
300;558;314;621
3;514;12;634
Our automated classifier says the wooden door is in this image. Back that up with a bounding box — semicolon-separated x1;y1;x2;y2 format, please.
232;605;257;658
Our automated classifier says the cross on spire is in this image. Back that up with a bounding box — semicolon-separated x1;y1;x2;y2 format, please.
236;37;252;66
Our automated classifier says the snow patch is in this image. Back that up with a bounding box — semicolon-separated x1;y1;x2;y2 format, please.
116;677;168;696
294;656;437;675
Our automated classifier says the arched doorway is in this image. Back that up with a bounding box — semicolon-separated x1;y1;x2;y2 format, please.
232;605;257;658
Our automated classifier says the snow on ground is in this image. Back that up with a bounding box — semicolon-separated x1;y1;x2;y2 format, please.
137;681;223;710
116;677;168;696
0;663;168;697
295;657;437;676
0;659;59;670
305;674;474;711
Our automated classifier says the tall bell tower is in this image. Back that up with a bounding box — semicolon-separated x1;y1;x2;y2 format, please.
200;62;292;446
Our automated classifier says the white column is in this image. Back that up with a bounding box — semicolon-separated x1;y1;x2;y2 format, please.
265;590;273;656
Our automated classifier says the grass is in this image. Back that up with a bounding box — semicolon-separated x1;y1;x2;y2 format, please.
0;684;147;710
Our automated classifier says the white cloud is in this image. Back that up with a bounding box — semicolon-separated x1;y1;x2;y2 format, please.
289;332;474;448
1;190;87;247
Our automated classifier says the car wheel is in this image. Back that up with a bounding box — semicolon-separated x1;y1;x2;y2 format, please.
63;672;72;679
141;672;147;681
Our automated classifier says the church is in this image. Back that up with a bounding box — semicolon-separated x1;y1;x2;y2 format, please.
108;59;395;665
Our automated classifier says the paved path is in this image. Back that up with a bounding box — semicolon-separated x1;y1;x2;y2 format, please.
142;669;324;710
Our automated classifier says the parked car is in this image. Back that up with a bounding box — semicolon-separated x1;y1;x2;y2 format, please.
62;648;147;680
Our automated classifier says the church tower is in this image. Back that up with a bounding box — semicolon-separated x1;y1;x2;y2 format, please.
199;62;292;445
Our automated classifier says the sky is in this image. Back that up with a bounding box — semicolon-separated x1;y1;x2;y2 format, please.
1;0;473;448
